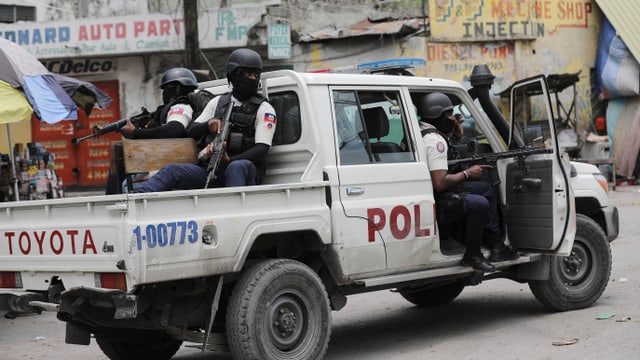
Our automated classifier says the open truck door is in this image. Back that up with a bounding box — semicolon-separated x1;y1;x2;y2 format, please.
504;75;575;255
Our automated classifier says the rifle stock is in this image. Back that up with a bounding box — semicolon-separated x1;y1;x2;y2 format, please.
203;102;234;189
72;107;151;145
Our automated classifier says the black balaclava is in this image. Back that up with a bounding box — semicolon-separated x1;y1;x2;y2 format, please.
230;69;260;101
431;112;456;137
162;83;183;104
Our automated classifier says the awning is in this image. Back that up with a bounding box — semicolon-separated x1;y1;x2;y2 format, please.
299;17;425;43
596;0;640;62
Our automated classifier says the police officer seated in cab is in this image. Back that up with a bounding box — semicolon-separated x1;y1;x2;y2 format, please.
132;48;276;192
105;67;198;194
416;92;519;272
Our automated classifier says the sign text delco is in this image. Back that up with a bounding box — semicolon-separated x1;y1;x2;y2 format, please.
42;59;116;75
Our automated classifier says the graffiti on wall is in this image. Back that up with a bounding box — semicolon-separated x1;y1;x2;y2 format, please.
430;0;594;41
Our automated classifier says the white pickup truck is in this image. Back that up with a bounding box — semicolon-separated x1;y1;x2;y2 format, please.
0;66;618;360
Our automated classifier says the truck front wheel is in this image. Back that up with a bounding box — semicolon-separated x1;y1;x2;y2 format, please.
529;214;612;311
226;259;331;360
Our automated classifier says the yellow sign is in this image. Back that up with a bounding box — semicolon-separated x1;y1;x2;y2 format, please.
429;0;595;41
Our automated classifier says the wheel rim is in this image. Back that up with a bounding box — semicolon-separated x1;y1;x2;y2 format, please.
555;240;595;292
267;292;309;352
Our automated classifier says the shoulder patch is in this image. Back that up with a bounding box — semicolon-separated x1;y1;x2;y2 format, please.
263;113;277;123
436;141;446;153
168;106;186;116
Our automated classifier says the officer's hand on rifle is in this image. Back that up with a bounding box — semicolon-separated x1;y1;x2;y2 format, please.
463;164;492;181
207;118;222;134
200;142;230;164
119;118;136;139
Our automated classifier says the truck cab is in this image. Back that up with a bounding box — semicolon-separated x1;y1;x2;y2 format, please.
0;67;613;360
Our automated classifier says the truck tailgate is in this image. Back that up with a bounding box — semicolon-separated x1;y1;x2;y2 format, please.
0;182;329;292
0;195;126;292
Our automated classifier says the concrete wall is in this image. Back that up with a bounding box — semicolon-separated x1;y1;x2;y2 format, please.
425;0;603;134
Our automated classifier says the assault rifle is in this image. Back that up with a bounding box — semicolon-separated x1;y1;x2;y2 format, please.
448;146;551;168
72;107;151;144
203;102;234;189
448;146;551;185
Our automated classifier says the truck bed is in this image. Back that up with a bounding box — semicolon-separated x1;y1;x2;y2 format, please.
0;182;329;294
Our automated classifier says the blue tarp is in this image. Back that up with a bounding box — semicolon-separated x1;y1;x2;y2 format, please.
595;18;640;99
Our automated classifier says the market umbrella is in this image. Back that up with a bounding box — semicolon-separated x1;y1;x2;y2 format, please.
52;73;112;116
0;38;78;201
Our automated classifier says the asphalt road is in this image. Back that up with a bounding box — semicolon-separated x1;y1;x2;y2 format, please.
1;185;638;360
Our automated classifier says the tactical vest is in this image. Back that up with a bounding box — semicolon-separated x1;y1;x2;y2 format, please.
148;95;193;128
213;93;266;156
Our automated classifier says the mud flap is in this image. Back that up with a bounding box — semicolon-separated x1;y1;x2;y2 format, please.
517;255;550;281
66;322;91;345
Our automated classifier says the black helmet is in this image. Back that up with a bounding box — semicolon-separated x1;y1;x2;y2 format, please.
226;48;263;77
416;92;453;120
160;67;198;88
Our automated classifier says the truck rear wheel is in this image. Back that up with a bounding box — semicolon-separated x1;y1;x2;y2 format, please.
529;214;611;311
95;330;182;360
226;259;331;360
398;281;465;307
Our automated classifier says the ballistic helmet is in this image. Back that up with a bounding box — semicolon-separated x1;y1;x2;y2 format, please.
226;48;263;77
160;67;198;89
416;92;453;120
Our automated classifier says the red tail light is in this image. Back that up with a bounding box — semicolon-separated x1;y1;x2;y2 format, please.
97;273;127;291
0;272;22;288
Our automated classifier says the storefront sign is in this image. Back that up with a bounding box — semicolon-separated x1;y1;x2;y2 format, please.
429;0;594;41
0;7;265;59
268;24;291;59
42;59;116;75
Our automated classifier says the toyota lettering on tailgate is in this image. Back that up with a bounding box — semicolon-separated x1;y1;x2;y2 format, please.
2;230;98;255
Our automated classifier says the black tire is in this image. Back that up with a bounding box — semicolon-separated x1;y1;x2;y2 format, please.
95;330;182;360
226;259;331;360
398;281;465;307
529;214;612;311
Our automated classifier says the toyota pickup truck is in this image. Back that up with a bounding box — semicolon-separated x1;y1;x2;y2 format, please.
0;65;617;360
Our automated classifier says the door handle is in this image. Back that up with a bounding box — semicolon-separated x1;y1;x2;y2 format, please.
513;177;542;192
521;177;542;188
346;187;364;195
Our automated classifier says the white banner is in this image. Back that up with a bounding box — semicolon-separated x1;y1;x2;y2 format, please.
0;7;265;59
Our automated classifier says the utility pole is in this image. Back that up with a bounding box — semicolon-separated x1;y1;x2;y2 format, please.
184;0;200;69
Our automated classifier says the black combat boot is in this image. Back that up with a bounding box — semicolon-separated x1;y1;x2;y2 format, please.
461;252;496;272
489;242;520;262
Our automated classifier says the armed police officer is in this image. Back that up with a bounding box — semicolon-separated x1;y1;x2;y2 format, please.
119;67;198;139
417;92;518;272
133;48;276;192
105;67;198;194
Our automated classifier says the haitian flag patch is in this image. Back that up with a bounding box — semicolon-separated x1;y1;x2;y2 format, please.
263;113;277;123
168;106;186;116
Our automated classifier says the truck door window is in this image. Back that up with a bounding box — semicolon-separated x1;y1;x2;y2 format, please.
269;91;301;145
411;91;490;159
508;81;555;150
333;90;415;165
